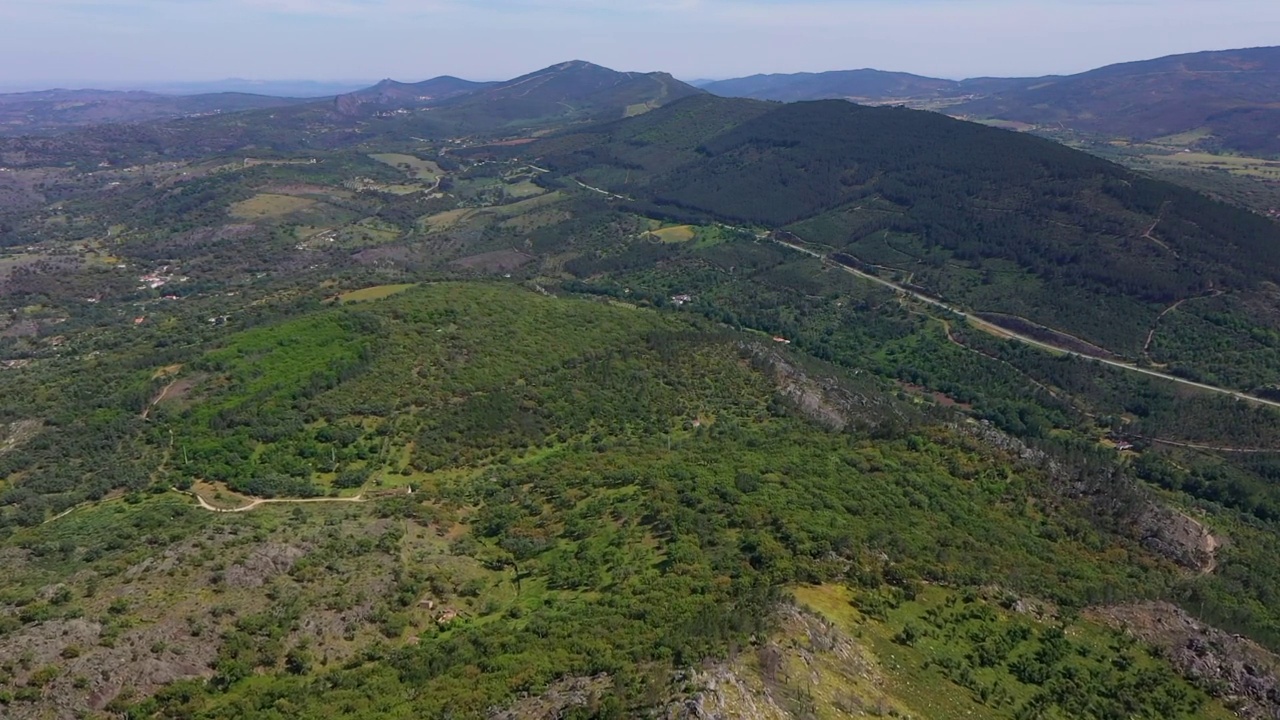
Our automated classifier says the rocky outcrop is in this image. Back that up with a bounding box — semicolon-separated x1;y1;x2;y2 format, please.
743;342;905;433
0;616;216;720
223;542;306;588
1091;602;1280;720
488;673;613;719
0;419;40;456
958;419;1224;574
1134;507;1222;574
664;605;895;719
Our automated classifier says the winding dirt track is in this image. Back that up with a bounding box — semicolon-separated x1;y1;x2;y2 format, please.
1140;437;1278;454
771;237;1280;412
180;490;369;513
1143;291;1224;354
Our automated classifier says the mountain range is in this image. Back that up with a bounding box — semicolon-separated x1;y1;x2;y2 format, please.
6;45;1279;157
700;70;1026;104
702;46;1280;155
0;89;313;137
0;61;704;167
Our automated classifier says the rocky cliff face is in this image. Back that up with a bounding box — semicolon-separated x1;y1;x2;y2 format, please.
958;419;1225;574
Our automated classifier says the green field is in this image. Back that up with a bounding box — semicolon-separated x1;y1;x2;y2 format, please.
229;192;318;220
1143;150;1280;178
648;224;697;243
337;283;417;303
368;153;442;181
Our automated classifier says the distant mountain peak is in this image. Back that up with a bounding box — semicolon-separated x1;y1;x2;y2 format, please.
333;75;497;115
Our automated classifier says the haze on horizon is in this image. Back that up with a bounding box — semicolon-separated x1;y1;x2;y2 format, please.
2;0;1279;91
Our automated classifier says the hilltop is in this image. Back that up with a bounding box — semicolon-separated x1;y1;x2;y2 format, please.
0;282;1263;719
703;46;1280;157
702;69;1027;105
332;76;496;115
0;61;701;167
954;45;1280;155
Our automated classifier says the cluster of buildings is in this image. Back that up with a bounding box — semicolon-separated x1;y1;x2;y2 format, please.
138;266;187;291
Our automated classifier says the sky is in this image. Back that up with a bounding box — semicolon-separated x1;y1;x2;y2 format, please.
2;0;1279;89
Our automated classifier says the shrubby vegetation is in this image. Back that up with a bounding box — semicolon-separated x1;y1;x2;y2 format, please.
1;84;1279;718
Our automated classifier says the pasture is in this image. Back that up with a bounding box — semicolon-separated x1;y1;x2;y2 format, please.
338;283;418;303
648;224;696;243
229;193;317;220
369;153;442;181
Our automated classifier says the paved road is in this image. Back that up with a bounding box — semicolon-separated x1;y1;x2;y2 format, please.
572;178;632;201
772;237;1280;412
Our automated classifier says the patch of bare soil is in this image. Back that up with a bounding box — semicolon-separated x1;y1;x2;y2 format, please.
0;418;40;456
150;373;204;411
1088;602;1280;720
898;381;972;409
473;138;537;148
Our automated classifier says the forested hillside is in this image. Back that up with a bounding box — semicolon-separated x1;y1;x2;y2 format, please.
526;96;1280;387
699;46;1280;157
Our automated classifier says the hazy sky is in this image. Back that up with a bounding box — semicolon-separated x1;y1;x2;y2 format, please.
2;0;1278;88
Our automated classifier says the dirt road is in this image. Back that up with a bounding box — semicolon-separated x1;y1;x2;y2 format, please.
181;490;369;513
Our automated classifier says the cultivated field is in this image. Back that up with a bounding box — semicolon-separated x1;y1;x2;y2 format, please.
229;193;317;220
338;283;418;303
369;153;442;180
648;224;697;243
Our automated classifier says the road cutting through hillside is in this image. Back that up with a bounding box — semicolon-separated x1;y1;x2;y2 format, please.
770;236;1280;412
